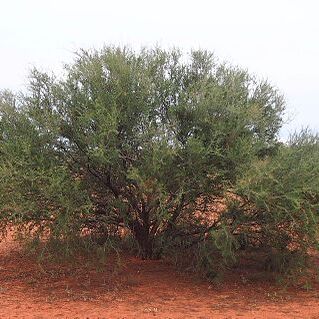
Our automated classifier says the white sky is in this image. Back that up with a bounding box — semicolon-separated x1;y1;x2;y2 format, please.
1;0;318;139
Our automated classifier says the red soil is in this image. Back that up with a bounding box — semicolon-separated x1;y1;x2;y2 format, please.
0;235;319;319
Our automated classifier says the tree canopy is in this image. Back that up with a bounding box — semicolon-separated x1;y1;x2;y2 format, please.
0;47;318;275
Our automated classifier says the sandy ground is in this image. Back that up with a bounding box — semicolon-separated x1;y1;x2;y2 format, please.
0;235;319;319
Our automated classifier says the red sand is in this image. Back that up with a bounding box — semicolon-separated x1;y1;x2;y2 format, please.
0;235;319;319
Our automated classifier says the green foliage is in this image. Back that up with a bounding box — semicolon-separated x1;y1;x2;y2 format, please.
0;90;91;239
228;130;319;277
0;46;317;279
235;131;319;250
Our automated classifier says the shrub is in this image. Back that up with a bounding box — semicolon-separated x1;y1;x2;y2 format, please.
0;47;317;278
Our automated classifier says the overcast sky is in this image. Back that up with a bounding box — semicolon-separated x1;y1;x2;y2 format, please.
1;0;318;139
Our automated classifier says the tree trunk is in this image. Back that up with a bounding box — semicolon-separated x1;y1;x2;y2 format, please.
131;220;155;259
137;234;154;259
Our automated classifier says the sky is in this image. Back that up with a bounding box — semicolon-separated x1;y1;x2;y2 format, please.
1;0;318;140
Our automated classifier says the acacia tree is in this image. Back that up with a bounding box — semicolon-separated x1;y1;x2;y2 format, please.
0;47;317;264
